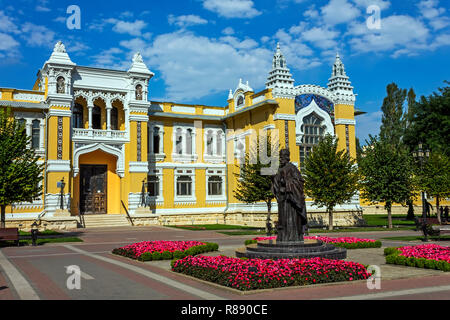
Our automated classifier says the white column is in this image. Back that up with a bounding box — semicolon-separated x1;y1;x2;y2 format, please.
212;132;218;156
26;119;32;148
106;101;112;131
148;123;153;154
39;119;45;150
88;104;93;130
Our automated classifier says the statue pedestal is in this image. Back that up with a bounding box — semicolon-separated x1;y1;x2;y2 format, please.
236;239;347;260
53;209;71;217
135;207;153;215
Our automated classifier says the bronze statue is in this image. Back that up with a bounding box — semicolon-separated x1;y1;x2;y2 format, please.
271;149;307;242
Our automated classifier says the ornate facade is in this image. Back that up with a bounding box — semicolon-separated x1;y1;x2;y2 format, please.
0;41;366;228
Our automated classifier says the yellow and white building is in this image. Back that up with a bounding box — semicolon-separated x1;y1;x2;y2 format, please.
0;41;367;229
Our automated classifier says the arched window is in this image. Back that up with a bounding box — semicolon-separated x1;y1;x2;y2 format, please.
31;120;40;149
73;104;84;129
216;130;223;155
177;176;192;196
208;176;222;196
135;84;143;100
237;95;244;107
92;106;102;130
147;175;159;197
57;76;65;94
176;128;183;154
153;127;160;154
206;130;213;156
300;113;325;169
186;129;193;155
111;107;118;130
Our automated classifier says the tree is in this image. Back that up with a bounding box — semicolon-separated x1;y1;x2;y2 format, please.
404;81;450;157
379;83;407;148
359;136;414;229
414;151;450;224
0;108;43;228
234;134;276;235
303;134;359;231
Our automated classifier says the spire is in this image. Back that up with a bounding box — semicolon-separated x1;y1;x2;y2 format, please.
45;41;75;66
327;53;355;105
128;52;154;77
266;43;294;90
228;89;233;100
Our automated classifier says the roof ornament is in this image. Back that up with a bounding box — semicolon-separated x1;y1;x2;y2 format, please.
133;52;144;63
54;41;66;53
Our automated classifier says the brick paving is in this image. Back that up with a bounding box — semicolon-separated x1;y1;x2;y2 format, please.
0;225;449;300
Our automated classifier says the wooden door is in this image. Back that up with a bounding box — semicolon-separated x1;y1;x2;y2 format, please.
80;165;107;215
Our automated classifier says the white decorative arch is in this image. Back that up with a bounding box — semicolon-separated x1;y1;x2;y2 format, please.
294;84;336;105
73;143;125;178
295;99;334;145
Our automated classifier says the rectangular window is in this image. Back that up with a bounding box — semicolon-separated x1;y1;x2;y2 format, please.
147;176;159;197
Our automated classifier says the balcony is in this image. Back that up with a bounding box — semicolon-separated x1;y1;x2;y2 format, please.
72;128;129;143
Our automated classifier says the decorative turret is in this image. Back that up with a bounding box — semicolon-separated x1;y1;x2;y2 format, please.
128;52;154;103
327;53;355;105
266;43;295;90
128;52;154;77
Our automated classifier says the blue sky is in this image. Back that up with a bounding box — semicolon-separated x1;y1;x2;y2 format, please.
0;0;449;143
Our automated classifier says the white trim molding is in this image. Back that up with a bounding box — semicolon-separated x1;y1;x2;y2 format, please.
46;160;71;172
129;161;149;173
335;119;356;126
73;143;125;178
273;113;296;121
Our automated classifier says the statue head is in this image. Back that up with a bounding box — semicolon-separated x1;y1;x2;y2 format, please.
279;149;290;167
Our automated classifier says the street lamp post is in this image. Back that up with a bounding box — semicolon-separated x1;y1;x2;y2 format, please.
412;143;430;242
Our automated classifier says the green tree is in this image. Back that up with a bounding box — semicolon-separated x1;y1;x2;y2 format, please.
404;81;450;157
359;136;414;229
303;134;359;231
234;135;276;234
0;108;43;228
414;151;450;223
379;83;407;148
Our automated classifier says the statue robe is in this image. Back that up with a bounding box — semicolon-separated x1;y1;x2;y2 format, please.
271;162;308;242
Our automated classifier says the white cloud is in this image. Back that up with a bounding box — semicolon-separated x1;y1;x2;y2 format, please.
222;27;235;35
35;0;51;12
136;31;271;101
352;0;391;10
91;47;126;70
203;0;262;19
21;23;55;47
0;10;19;34
168;14;208;28
321;0;361;26
417;0;450;30
348;15;430;56
301;26;339;50
0;32;19;50
91;18;148;36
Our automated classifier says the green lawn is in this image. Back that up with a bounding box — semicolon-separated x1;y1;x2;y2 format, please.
381;235;450;241
19;230;62;236
363;214;416;227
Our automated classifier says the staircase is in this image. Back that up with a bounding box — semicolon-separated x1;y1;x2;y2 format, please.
81;214;131;228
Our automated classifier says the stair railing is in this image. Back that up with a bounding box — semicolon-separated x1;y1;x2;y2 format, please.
121;201;134;226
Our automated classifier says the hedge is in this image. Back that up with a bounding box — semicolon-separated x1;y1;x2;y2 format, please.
384;246;450;272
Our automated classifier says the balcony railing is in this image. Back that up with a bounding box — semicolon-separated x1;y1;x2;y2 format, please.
73;128;128;141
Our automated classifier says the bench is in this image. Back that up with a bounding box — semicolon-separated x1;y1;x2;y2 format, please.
0;228;19;246
432;226;450;240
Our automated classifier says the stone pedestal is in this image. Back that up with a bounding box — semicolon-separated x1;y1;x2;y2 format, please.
53;209;71;217
236;239;347;260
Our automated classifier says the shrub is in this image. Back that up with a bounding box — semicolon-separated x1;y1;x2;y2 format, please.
139;252;153;262
173;250;186;260
162;251;173;260
384;244;450;272
152;252;162;260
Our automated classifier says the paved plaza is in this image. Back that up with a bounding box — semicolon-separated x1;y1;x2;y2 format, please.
0;225;449;301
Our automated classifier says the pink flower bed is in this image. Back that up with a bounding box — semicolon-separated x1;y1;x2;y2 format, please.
397;244;450;263
113;240;205;259
172;255;371;291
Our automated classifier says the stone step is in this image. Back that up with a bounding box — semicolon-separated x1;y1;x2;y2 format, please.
80;215;131;228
